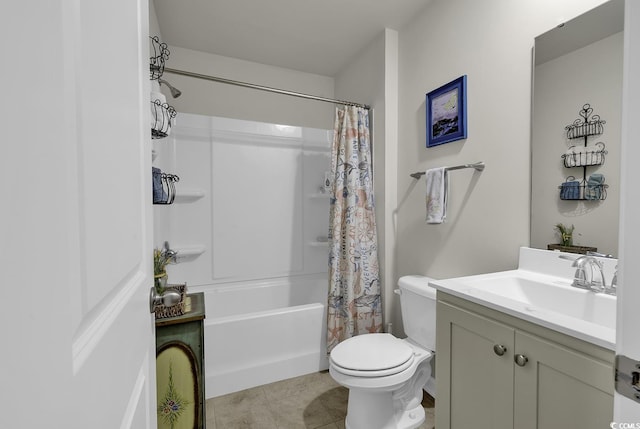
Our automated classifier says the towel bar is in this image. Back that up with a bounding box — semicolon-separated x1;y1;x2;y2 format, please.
410;162;485;179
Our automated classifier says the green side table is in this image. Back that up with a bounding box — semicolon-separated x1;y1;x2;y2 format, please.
155;292;206;429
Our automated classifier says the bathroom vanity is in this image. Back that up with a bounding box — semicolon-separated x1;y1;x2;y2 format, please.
432;247;616;429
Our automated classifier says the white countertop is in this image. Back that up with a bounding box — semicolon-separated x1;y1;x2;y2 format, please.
430;247;617;350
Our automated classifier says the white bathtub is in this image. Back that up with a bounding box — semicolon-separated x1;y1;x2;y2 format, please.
202;275;329;398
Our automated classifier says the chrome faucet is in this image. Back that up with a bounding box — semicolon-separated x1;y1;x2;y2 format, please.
572;255;606;292
607;265;618;296
559;254;606;292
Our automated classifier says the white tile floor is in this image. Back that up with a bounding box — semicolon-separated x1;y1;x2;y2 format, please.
205;371;435;429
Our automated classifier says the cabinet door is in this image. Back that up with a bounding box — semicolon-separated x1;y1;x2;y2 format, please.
514;331;613;429
436;302;515;429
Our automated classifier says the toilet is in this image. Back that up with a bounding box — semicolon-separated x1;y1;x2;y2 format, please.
329;275;436;429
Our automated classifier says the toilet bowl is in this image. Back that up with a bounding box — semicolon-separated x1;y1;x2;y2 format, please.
329;276;436;429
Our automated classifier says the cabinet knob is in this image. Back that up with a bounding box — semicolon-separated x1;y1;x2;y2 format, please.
493;344;507;356
515;354;529;367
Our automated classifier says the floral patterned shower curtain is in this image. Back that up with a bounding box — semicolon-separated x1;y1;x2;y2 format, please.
327;105;382;353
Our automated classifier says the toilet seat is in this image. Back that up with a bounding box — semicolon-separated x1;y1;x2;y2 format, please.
330;333;415;378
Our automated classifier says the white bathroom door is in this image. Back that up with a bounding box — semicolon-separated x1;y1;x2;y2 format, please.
615;0;640;422
1;1;156;428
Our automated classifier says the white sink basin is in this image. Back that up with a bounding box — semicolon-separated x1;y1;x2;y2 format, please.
462;272;616;329
430;248;617;350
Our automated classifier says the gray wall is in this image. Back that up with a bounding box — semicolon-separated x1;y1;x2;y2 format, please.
394;0;608;332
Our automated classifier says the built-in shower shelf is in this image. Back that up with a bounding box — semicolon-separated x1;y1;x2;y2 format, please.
172;245;206;263
174;189;206;203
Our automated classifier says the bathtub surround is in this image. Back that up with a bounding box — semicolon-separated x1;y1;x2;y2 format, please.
156;113;333;397
327;106;382;352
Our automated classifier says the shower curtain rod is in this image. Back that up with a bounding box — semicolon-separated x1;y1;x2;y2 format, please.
163;67;371;110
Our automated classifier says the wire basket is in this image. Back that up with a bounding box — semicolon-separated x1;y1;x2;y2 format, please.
152;169;180;205
565;104;606;139
149;36;170;80
151;99;177;139
558;176;607;201
561;142;607;167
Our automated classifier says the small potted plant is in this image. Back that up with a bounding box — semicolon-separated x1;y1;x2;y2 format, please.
153;248;176;293
555;223;575;247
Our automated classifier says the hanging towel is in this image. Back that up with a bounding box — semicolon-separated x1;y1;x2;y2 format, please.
152;167;168;203
585;173;605;200
425;167;449;224
560;180;581;200
564;147;579;167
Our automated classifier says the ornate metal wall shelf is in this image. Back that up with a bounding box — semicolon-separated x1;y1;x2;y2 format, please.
150;36;170;80
559;104;608;201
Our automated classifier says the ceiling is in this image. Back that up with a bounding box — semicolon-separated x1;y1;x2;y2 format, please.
153;0;432;77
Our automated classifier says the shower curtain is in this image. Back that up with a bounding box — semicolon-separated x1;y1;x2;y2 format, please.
327;105;382;353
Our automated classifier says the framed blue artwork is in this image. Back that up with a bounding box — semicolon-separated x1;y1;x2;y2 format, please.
426;75;467;147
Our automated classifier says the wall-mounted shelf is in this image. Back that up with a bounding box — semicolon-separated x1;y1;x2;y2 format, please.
565;105;605;139
174;189;206;204
171;245;206;263
558;104;608;201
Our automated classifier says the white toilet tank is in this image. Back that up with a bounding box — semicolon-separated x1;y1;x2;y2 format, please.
397;275;437;352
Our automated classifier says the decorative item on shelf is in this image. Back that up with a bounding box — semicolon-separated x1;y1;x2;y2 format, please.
152;168;180;204
562;142;607;168
547;244;597;255
565;104;605;139
150;36;170;80
154;272;168;293
554;223;575;247
151;99;177;139
154;283;187;319
153;245;178;294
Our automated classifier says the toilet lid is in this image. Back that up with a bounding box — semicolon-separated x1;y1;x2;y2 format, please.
330;333;414;376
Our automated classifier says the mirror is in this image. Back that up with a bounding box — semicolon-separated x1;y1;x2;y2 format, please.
530;0;624;257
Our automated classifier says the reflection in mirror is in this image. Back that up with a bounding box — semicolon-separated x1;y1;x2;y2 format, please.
530;0;624;257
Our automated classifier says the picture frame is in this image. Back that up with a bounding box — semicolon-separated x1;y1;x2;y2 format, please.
426;75;467;147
